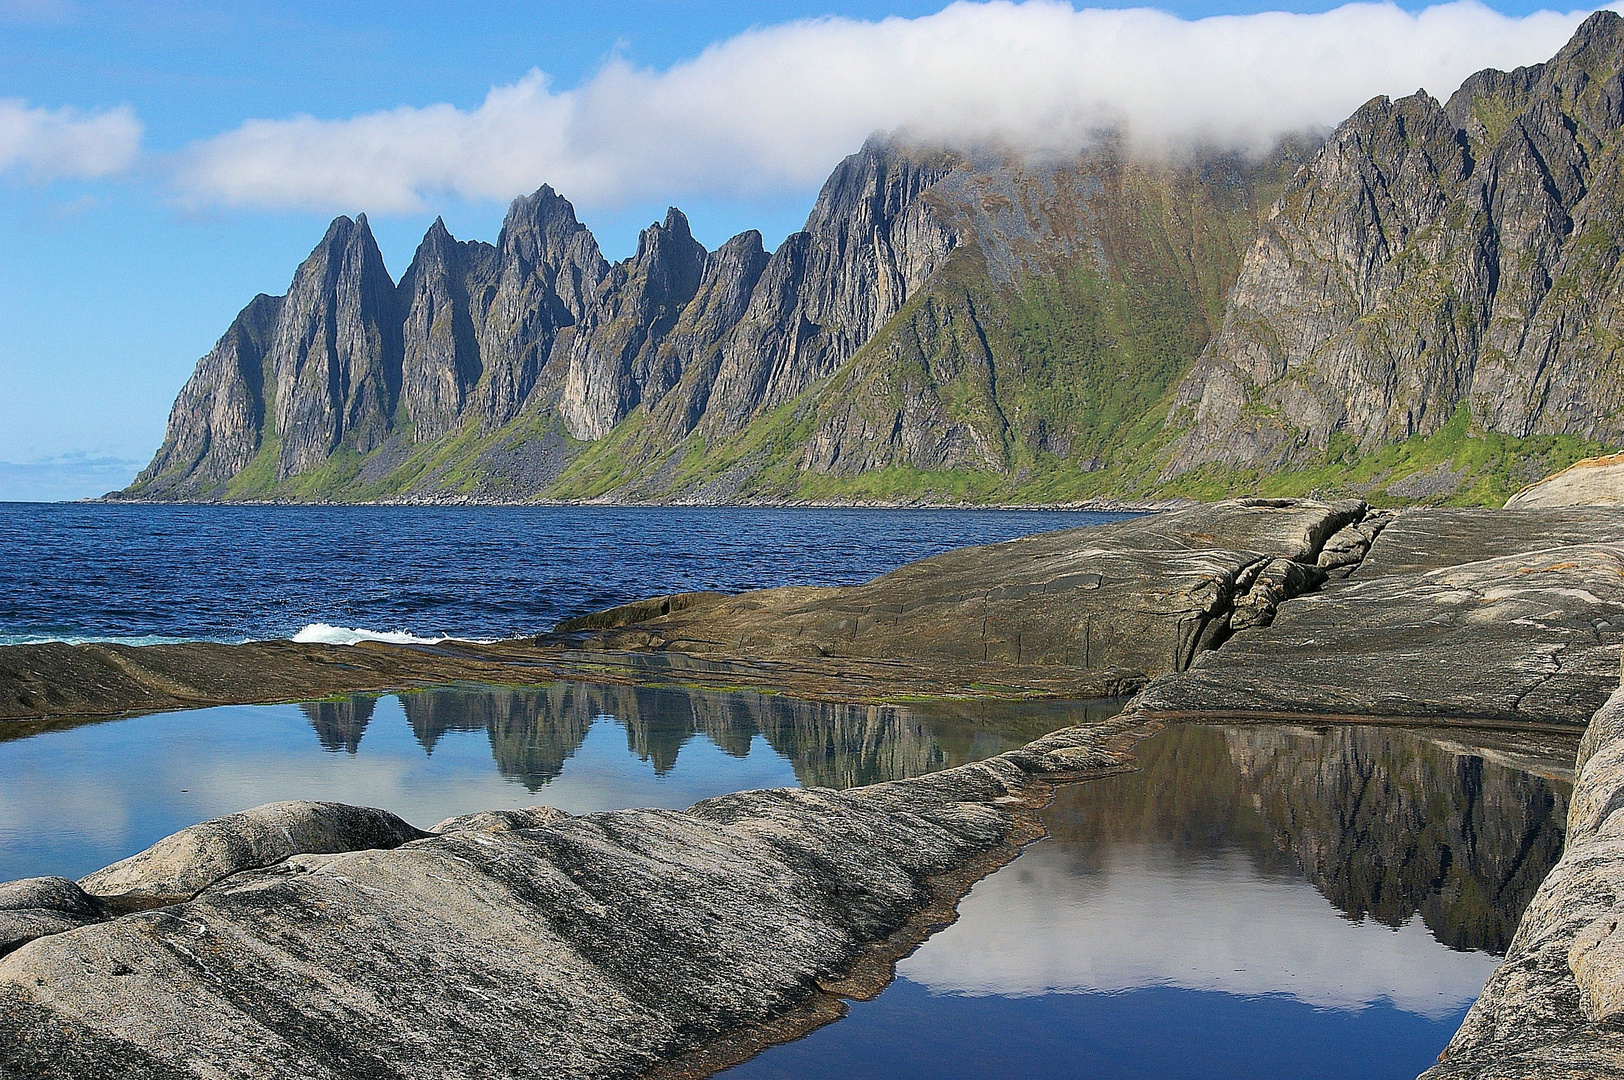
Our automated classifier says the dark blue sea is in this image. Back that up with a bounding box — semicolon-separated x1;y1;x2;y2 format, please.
0;503;1126;645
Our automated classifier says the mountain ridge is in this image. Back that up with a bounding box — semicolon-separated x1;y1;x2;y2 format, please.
123;13;1624;507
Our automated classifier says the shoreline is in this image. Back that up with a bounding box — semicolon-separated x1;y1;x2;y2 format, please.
3;497;1623;1077
84;494;1184;512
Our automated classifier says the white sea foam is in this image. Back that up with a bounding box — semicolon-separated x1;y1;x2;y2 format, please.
289;623;505;646
290;623;455;646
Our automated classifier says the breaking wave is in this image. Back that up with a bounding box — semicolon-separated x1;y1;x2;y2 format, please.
291;623;459;646
289;623;505;646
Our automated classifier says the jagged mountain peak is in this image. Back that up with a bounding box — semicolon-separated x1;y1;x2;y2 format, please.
125;14;1624;507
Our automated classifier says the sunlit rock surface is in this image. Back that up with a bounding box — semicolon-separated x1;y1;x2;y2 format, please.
1508;454;1624;509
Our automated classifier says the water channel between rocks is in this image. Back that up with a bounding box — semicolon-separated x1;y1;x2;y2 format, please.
0;682;1579;1079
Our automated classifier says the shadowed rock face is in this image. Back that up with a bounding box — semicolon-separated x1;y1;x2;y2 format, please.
0;718;1156;1080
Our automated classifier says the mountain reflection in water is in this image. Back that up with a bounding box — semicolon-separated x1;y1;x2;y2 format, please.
721;722;1575;1080
0;682;1118;883
299;683;1122;792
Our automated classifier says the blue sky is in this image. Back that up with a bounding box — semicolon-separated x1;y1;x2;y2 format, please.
0;0;1596;500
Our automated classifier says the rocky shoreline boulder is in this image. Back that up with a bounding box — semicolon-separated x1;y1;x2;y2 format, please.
1508;453;1624;509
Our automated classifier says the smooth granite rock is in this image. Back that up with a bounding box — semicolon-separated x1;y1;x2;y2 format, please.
76;802;428;908
0;879;109;958
1508;454;1624;509
1141;510;1624;725
560;498;1367;681
0;717;1156;1080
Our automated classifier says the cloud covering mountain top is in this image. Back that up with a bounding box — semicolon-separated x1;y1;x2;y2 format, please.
175;1;1592;213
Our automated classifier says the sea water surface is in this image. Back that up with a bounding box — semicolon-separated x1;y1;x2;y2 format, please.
0;503;1126;644
0;682;1574;1079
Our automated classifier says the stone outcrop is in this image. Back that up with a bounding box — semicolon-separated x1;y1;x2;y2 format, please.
127;294;282;490
0;879;109;959
76;802;426;910
0;498;1366;723
124;138;986;501
1421;684;1624;1079
0;717;1157;1080
1166;11;1624;479
559;498;1367;679
1508;453;1624;508
122;128;1305;503
1140;508;1624;725
396;218;494;442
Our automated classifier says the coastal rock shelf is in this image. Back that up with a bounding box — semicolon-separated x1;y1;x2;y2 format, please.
0;717;1157;1080
0;498;1376;721
1139;509;1624;725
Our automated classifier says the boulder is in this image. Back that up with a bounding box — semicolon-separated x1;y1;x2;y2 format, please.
77;801;428;907
1508;454;1624;510
0;878;108;957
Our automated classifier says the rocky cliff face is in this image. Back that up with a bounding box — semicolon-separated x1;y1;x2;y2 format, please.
1165;10;1624;479
127;137;979;501
126;15;1624;504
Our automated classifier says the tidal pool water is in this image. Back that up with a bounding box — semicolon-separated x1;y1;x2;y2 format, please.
0;687;1576;1079
721;722;1575;1080
0;682;1109;882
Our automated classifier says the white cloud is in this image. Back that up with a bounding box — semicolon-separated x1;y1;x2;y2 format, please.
174;1;1594;214
0;99;141;180
898;841;1500;1018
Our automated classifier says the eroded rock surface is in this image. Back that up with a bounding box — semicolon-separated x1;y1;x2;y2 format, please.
560;498;1367;682
0;498;1368;721
0;879;108;959
1422;686;1624;1079
0;717;1156;1080
77;802;427;909
1142;509;1624;725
